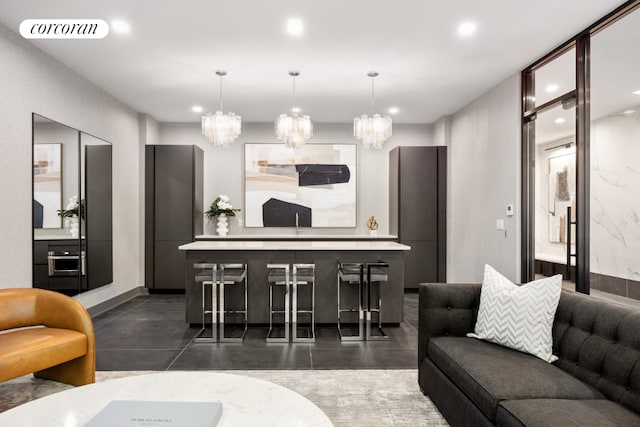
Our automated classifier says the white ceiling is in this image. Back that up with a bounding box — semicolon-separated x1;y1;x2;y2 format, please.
0;1;628;124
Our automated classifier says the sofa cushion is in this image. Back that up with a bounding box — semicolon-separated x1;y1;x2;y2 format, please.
428;336;604;422
497;399;640;427
553;291;640;414
468;264;562;362
0;327;88;382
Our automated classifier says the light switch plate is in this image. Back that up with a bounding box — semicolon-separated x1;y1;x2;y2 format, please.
496;219;504;230
506;204;514;216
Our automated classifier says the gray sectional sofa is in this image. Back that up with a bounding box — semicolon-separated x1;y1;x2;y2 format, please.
418;283;640;426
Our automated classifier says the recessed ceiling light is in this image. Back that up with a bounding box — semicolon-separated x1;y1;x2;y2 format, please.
287;18;304;36
633;89;640;96
388;107;399;114
291;107;301;113
623;110;635;114
555;118;565;124
546;84;559;92
457;21;476;37
111;20;130;34
191;106;203;113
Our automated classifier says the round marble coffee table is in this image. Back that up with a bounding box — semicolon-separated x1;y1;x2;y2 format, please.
0;372;333;426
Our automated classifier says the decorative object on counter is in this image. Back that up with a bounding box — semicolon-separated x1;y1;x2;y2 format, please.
367;216;379;236
67;217;80;238
206;194;241;236
354;71;392;149
57;196;83;237
201;70;242;147
216;214;229;236
275;71;313;148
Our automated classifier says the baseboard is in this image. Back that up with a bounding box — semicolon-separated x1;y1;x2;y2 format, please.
87;286;149;317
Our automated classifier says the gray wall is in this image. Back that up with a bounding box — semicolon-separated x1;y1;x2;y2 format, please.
446;73;522;283
0;23;143;308
157;122;434;236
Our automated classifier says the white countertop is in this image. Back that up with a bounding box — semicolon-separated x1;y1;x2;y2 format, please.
196;234;398;240
34;235;83;241
180;240;411;251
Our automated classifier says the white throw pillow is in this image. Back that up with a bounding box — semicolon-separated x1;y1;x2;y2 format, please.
467;264;562;363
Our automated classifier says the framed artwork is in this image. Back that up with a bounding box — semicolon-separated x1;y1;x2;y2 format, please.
548;152;575;243
33;143;63;228
244;143;357;227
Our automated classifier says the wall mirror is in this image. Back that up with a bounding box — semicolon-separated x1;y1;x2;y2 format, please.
32;114;113;295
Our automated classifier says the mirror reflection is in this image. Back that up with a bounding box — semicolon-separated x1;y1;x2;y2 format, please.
33;115;78;232
32;114;113;295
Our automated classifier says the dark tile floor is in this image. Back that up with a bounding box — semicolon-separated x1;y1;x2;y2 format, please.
93;292;419;371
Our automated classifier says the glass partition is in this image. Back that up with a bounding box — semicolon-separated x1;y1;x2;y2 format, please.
589;8;640;299
533;48;576;107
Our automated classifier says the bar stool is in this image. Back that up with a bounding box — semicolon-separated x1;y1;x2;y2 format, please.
267;263;315;343
337;261;389;341
337;262;364;341
194;263;248;343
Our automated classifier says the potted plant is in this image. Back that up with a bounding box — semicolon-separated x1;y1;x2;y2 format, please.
205;195;240;236
57;196;84;237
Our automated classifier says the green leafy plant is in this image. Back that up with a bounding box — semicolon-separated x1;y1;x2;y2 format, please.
205;194;241;219
57;196;85;219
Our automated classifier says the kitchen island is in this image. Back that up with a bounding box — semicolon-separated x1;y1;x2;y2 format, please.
178;240;411;325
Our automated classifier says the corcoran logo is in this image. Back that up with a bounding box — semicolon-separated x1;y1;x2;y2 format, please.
19;19;109;39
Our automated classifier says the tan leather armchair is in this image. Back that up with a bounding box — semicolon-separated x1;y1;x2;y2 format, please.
0;288;95;386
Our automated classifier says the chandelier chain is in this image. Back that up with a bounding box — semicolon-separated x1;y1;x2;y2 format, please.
370;75;375;115
292;74;296;112
219;73;223;112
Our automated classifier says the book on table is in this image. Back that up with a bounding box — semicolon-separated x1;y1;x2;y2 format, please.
85;400;223;427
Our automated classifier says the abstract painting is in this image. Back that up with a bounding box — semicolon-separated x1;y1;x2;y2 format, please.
244;143;357;227
548;152;576;242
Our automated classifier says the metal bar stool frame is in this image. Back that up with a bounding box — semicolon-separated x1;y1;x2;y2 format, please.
266;263;291;343
337;262;365;341
194;262;248;343
337;261;389;341
195;263;217;343
291;263;316;343
266;263;316;343
365;261;389;341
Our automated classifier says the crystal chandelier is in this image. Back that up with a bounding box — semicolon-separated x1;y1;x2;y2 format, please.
354;71;392;149
202;70;241;147
275;71;313;148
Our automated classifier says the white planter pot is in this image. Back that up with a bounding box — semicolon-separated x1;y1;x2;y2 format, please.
216;214;229;236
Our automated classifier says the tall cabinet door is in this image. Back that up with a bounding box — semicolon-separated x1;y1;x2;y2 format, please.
399;147;439;241
390;146;447;289
146;145;203;290
154;146;195;241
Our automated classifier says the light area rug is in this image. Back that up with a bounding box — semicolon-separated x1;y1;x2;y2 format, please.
0;369;447;426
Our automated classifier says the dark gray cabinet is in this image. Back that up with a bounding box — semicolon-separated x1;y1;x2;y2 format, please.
145;145;203;290
390;146;446;289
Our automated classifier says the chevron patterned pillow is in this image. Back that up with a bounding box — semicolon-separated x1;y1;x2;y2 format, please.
467;264;562;363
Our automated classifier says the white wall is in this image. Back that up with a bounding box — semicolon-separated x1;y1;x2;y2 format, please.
446;73;521;283
0;24;143;308
591;112;640;281
157;122;433;236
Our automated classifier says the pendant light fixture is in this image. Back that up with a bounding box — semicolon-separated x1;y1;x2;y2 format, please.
354;71;392;149
202;70;241;147
275;71;313;148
